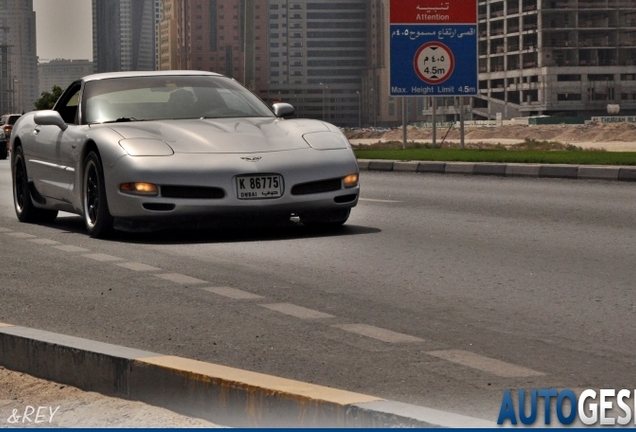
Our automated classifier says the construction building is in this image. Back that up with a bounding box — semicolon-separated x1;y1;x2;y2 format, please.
475;0;636;119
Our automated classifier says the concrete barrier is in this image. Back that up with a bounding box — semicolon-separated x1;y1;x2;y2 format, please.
577;166;620;181
505;164;541;177
539;165;579;179
367;160;394;172
445;163;475;175
474;163;507;176
619;168;636;182
0;322;494;428
417;162;446;173
356;159;635;183
393;161;419;172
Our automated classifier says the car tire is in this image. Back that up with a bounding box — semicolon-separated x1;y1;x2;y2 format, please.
12;146;58;223
300;208;350;229
83;151;113;238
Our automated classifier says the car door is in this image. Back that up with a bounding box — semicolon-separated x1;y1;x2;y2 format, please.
29;83;82;203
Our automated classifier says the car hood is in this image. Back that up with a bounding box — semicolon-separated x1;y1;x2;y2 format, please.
100;117;338;154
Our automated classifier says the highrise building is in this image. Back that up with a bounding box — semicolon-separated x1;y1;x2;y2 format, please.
38;59;94;95
92;0;160;73
159;0;368;127
0;0;38;114
266;0;367;126
476;0;636;118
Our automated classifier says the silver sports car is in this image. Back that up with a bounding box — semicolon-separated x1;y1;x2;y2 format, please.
11;71;359;238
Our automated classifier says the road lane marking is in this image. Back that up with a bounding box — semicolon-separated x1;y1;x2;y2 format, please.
29;239;61;245
83;253;123;262
5;232;37;239
426;350;546;378
53;245;90;253
202;287;264;300
260;303;335;319
116;262;162;272
154;273;208;285
333;323;424;343
359;198;401;203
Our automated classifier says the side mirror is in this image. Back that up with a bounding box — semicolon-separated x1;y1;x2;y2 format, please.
272;103;295;118
34;110;68;131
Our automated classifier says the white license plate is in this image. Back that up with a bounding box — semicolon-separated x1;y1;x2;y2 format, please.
236;174;284;200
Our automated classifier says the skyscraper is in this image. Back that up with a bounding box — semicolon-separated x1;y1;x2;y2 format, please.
0;0;38;113
92;0;160;73
159;0;367;126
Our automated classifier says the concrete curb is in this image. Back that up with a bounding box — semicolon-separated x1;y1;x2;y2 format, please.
358;159;636;182
0;322;495;428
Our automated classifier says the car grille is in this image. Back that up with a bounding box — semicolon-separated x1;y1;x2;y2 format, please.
291;178;342;196
161;186;225;199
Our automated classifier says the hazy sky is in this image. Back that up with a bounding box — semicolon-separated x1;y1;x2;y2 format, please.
33;0;93;61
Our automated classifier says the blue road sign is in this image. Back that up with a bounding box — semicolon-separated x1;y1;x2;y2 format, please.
389;0;478;98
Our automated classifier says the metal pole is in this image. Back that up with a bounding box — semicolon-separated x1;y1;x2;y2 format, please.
432;98;437;148
402;97;407;149
459;96;465;149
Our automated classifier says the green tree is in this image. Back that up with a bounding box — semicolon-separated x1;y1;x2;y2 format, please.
34;85;64;110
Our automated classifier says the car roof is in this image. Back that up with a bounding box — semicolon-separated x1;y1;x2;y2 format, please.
82;70;224;83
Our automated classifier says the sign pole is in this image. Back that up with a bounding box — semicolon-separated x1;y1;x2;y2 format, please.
432;98;437;148
459;96;465;149
402;97;407;149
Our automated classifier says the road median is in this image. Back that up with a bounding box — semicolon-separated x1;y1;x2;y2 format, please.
359;159;636;182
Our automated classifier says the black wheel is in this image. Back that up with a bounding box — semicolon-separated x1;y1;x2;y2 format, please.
301;208;350;229
12;146;58;223
83;151;113;238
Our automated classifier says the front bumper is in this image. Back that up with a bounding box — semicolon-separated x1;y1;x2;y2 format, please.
103;148;359;219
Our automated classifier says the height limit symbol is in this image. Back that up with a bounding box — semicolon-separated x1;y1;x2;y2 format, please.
414;42;454;85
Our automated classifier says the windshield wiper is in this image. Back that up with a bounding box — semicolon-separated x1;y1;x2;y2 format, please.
102;117;142;123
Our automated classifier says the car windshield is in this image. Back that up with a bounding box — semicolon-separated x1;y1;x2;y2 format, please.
83;75;276;124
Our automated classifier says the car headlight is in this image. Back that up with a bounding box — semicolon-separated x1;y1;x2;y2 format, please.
303;132;350;150
119;138;174;156
343;173;359;188
119;183;159;196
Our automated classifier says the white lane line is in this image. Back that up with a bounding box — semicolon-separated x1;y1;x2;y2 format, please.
5;232;37;239
359;198;401;203
260;303;335;319
0;228;13;233
116;262;161;272
426;350;546;378
83;253;123;262
29;239;61;245
202;287;264;300
53;245;90;253
154;273;208;285
333;323;424;343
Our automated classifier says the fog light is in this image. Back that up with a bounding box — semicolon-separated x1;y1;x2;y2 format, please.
120;182;159;196
343;173;359;188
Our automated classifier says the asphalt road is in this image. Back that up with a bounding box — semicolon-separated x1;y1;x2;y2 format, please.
1;158;635;423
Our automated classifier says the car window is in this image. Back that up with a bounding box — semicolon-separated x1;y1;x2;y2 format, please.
83;75;275;123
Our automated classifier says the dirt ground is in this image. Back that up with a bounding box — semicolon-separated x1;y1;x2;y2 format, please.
345;122;636;151
0;366;220;428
